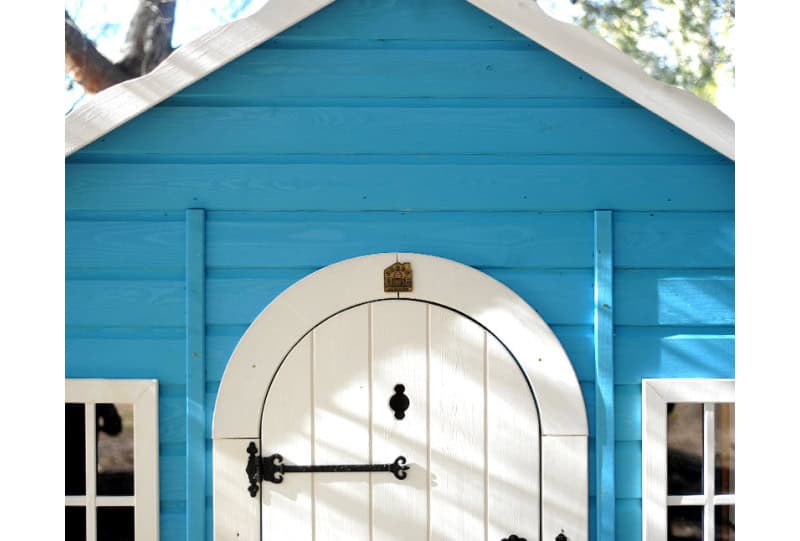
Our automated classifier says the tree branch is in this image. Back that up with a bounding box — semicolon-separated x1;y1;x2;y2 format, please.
118;0;176;76
65;1;176;96
65;10;129;94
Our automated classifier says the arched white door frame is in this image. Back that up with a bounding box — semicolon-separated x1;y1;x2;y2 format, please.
213;253;588;541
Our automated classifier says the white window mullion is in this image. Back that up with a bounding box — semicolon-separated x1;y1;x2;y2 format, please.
666;495;705;506
703;403;715;541
65;496;87;507
95;496;136;507
712;494;735;506
85;402;97;541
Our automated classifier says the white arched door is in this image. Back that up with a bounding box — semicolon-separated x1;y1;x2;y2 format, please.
214;253;587;541
258;300;540;541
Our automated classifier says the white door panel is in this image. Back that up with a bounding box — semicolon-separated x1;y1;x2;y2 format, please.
260;300;540;541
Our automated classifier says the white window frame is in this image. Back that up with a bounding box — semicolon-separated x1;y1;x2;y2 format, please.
65;379;160;541
642;378;735;541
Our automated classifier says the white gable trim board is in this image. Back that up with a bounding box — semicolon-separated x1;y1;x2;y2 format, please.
213;253;589;540
64;0;734;159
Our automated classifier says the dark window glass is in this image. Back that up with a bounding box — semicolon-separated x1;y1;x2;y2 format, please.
667;403;704;495
97;506;135;541
668;506;703;541
66;403;86;496
96;403;134;495
715;505;734;541
65;506;86;541
715;403;734;495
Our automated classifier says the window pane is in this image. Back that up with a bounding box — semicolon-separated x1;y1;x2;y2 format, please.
715;505;735;541
66;403;86;496
667;402;704;495
97;403;134;496
668;505;703;541
715;403;735;495
65;506;86;541
97;506;135;541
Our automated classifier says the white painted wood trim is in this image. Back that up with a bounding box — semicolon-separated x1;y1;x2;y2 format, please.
213;253;588;541
703;403;715;541
667;494;735;507
65;0;335;156
213;438;261;541
65;0;734;160
133;379;160;541
542;435;588;541
466;0;734;159
65;379;160;541
213;252;397;439
398;252;587;437
641;379;735;541
213;253;587;438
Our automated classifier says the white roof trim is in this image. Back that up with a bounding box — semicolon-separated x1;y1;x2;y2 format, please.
64;0;335;156
468;0;734;159
65;0;734;160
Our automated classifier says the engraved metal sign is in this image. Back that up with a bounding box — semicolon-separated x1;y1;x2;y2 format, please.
384;262;413;292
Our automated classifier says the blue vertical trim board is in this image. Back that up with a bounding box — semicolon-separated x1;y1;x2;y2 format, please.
594;210;615;541
185;209;206;541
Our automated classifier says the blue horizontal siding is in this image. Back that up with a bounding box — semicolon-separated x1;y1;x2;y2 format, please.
615;384;642;442
616;499;642;541
205;268;593;326
277;0;533;42
66;220;185;270
160;455;186;502
615;212;734;268
180;48;622;100
66;334;185;385
616;441;642;499
78;105;716;158
160;512;186;541
615;326;734;383
615;270;734;326
66;279;185;327
159;396;187;444
206;211;593;268
65;162;734;212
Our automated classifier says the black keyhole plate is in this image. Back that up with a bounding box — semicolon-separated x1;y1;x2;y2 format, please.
389;384;410;420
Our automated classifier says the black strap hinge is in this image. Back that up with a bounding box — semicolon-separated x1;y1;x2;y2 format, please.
246;440;409;497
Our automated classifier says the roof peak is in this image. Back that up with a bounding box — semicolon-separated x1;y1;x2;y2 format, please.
65;0;734;159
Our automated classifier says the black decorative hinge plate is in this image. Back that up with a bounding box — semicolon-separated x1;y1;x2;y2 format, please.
246;442;261;497
246;441;409;497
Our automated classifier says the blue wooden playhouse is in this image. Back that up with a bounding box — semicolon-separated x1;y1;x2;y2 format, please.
65;2;734;541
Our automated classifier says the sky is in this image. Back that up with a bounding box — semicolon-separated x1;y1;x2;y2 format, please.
65;0;734;118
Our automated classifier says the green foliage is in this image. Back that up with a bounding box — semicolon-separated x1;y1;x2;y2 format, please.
571;0;734;103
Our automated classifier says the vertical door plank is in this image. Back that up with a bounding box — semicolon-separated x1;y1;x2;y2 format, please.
429;305;486;540
214;438;261;541
542;435;588;541
314;305;371;540
487;337;541;540
261;335;313;539
371;301;429;540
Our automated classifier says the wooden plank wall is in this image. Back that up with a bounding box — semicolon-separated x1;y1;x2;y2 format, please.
65;1;734;540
